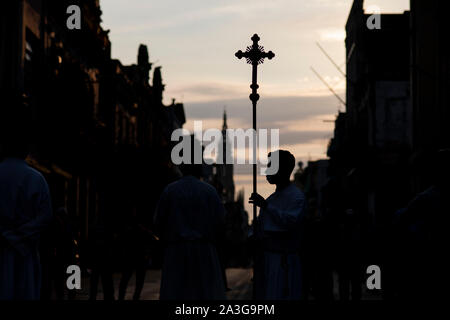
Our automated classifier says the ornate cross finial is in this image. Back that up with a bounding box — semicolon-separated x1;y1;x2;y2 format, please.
235;34;275;65
235;34;275;103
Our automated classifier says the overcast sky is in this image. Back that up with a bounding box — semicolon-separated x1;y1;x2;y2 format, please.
100;0;409;212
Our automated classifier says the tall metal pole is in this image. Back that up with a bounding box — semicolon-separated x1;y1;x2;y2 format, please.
235;34;275;299
251;63;258;223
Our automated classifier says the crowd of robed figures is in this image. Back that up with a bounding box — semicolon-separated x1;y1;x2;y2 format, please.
1;120;449;300
0;131;308;300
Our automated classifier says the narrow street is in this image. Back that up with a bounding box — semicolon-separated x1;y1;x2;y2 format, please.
75;268;253;300
74;267;383;301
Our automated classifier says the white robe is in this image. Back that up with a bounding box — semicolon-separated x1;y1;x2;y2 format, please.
0;158;52;300
154;176;226;300
258;183;306;300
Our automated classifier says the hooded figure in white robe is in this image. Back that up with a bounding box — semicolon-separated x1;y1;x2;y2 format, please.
154;139;226;300
0;157;52;300
250;150;306;300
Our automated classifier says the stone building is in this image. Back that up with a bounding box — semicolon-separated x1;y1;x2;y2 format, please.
328;0;412;227
409;0;450;191
0;0;185;239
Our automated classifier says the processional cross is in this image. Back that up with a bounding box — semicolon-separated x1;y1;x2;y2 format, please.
235;34;275;224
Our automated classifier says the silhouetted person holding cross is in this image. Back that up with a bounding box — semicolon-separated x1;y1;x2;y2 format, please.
154;136;226;300
249;150;307;300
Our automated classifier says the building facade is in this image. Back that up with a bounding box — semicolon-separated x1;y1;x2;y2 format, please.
0;0;185;239
328;0;412;227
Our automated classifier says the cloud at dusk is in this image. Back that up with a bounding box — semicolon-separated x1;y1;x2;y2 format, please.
100;0;409;210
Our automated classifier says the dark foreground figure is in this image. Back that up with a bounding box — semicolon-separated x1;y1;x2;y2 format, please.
250;150;306;300
118;215;155;301
154;140;226;300
40;207;79;300
87;221;115;300
0;116;52;300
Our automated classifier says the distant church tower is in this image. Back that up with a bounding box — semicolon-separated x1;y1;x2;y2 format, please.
216;109;235;203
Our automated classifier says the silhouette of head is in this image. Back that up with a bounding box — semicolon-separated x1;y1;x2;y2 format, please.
0;92;31;160
266;150;295;185
179;135;203;178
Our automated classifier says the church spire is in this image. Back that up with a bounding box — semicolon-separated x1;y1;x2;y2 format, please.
218;108;231;165
222;107;228;131
138;44;151;85
153;66;165;103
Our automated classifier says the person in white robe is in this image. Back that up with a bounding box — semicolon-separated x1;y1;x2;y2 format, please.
154;143;226;300
249;150;306;300
0;155;52;300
